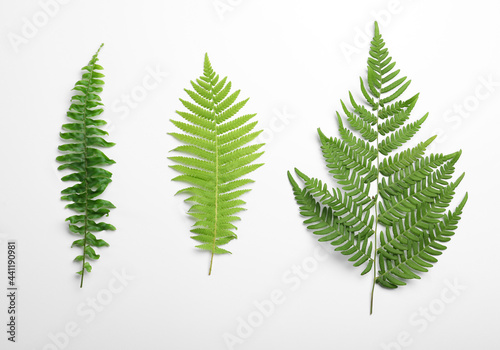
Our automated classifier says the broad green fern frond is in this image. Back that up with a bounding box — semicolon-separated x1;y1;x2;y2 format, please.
57;44;116;288
169;54;264;275
288;23;468;314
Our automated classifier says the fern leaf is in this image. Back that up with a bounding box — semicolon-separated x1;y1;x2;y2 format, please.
288;22;467;314
378;94;419;119
169;54;264;275
57;44;115;288
379;152;460;198
346;92;377;125
378;159;462;226
320;126;378;185
377;193;468;287
378;172;465;258
378;105;412;135
378;114;428;155
294;169;375;239
288;172;374;274
379;136;436;176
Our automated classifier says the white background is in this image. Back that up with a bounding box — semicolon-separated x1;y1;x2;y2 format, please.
0;0;499;349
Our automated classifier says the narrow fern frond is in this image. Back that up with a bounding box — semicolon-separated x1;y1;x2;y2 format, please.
169;54;264;275
57;44;116;288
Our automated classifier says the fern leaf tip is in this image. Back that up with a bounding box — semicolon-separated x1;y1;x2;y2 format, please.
454;172;466;187
203;53;213;74
335;112;344;128
287;170;299;187
317;128;327;142
94;43;104;57
294;168;309;181
449;150;463;165
426;135;438;144
408;93;420;104
462;192;469;204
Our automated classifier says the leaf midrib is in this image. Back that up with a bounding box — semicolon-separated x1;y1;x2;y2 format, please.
78;57;98;288
208;73;218;275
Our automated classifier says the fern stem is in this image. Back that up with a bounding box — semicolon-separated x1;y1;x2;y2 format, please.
209;68;218;276
370;128;379;314
370;161;379;313
209;253;214;275
79;89;91;288
370;153;380;313
78;47;101;288
79;85;91;288
371;95;382;314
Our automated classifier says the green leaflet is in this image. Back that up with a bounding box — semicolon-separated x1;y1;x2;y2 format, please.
169;54;265;275
288;23;467;314
57;44;116;288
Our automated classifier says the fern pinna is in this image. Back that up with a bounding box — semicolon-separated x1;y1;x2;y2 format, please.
288;23;467;313
57;44;116;288
169;54;264;275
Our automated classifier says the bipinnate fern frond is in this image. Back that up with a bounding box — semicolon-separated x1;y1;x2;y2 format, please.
288;23;468;313
57;44;116;288
169;54;264;275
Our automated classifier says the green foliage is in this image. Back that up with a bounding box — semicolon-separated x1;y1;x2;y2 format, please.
288;23;467;313
57;44;116;288
169;54;264;275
